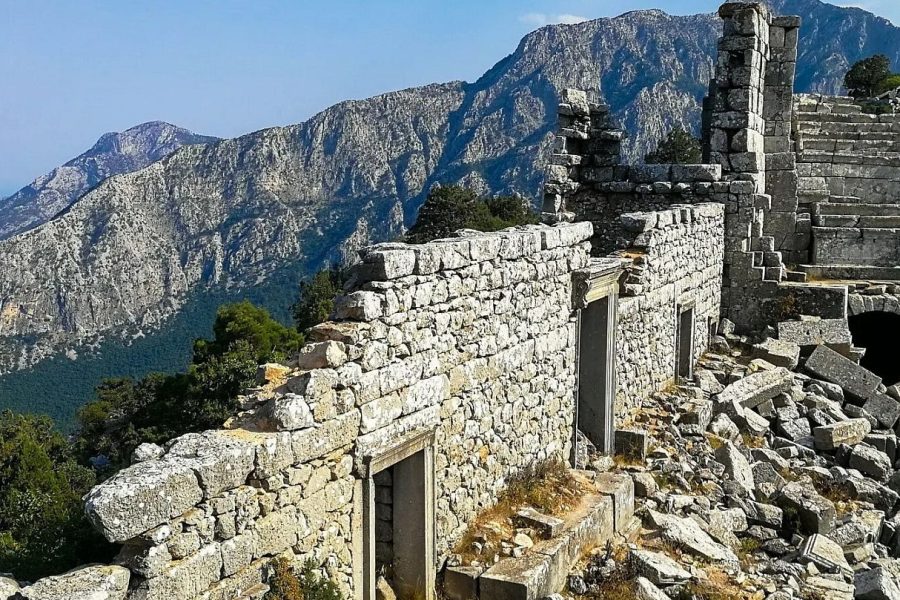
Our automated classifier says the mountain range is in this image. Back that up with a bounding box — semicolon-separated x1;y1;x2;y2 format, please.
1;0;899;427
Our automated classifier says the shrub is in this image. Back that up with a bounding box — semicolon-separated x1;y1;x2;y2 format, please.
845;55;892;98
0;411;115;580
406;185;538;244
292;268;346;332
645;127;702;164
265;558;344;600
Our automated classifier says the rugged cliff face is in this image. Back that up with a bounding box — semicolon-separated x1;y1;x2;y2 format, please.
0;122;219;240
0;0;898;404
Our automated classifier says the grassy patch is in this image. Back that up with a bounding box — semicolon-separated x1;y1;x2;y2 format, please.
741;433;765;448
452;458;588;565
682;567;752;600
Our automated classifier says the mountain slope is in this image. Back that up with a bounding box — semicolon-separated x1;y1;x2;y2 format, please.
1;0;899;420
0;122;219;240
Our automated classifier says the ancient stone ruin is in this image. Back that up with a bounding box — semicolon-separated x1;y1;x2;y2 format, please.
7;2;900;599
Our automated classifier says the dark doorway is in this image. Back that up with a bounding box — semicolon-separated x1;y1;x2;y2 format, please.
849;311;900;386
676;306;696;382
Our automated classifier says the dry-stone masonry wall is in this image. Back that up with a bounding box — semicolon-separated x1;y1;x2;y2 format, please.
613;203;725;417
65;223;595;600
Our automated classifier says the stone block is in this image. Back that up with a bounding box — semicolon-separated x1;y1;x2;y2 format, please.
715;441;755;495
855;567;900;600
804;345;881;401
716;367;793;410
777;482;836;535
614;429;648;460
751;338;800;369
629;549;691;586
863;392;900;429
443;566;481;600
813;418;871;451
85;458;204;543
16;565;130;600
515;508;565;539
260;393;315;431
778;318;852;347
646;510;738;564
849;444;893;482
594;472;634;533
799;534;852;575
130;544;223;600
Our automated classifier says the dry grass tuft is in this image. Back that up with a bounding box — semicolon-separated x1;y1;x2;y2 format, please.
741;433;766;448
452;458;589;565
684;567;754;600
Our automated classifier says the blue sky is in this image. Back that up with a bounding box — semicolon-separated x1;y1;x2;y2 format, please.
0;0;896;196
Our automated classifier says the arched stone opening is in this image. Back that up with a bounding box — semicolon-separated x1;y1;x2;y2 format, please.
849;311;900;386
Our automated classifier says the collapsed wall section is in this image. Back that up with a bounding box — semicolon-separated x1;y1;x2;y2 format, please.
613;203;725;417
66;223;593;600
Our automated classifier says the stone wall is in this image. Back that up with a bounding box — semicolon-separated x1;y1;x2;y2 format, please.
62;223;594;600
613;203;725;417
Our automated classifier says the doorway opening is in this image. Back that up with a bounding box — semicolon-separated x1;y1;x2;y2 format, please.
361;431;435;600
849;311;900;385
676;306;696;382
577;295;616;456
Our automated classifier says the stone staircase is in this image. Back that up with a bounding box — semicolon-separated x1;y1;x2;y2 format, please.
794;96;900;281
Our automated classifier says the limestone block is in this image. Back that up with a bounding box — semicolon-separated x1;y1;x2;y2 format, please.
594;472;634;532
260;393;315;431
646;510;738;564
85;458;204;543
332;291;383;321
15;566;129;600
361;245;416;280
863;392;900;429
132;442;165;463
813;418;871;451
130;543;223;600
849;444;893;482
290;409;360;463
715;440;755;494
777;482;836;535
715;367;793;410
778;318;852;348
443;566;482;600
630;549;691;586
751;338;800;369
253;506;302;557
635;577;670;600
799;534;852;575
296;341;348;370
0;578;19;600
855;567;900;600
804;345;881;401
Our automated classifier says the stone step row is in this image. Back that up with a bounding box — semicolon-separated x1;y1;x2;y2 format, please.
800;264;900;281
798;131;900;142
797;150;900;166
795;110;900;124
797;121;900;134
814;214;900;228
813;202;900;217
799;139;900;153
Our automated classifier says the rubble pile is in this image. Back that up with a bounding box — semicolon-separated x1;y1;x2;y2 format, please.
567;319;900;600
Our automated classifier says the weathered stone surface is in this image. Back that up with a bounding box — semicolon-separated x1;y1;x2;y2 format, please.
260;393;315;431
0;578;19;600
813;418;871;451
130;544;223;600
634;577;670;600
515;508;564;539
166;430;257;498
778;318;852;347
716;367;793;410
799;534;851;575
850;444;893;482
715;441;755;494
16;565;130;600
777;482;836;534
443;566;481;600
84;458;203;542
804;345;881;401
131;443;164;463
752;338;800;369
863;392;900;429
630;549;691;586
646;510;738;563
855;567;900;600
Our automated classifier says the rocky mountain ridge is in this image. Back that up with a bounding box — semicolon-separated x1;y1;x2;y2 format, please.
0;121;219;240
1;0;899;415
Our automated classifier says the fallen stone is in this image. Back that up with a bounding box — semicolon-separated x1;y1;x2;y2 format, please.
513;533;534;548
850;444;893;482
680;399;713;435
799;534;852;575
752;338;801;369
777;482;836;535
295;340;347;369
131;443;164;463
615;429;648;460
634;577;670;600
804;345;881;401
709;413;740;440
256;362;291;384
855;566;900;600
801;575;854;600
630;549;691;586
515;508;564;540
716;367;793;410
695;370;724;394
813;418;871;451
776;417;812;442
745;501;784;528
376;575;397;600
715;441;755;495
863;392;900;429
631;472;658;498
16;565;130;600
778;318;852;347
646;510;738;564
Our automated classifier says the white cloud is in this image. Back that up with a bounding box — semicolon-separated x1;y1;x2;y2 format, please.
519;12;590;27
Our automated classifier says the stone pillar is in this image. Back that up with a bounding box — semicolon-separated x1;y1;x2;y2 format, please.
764;16;802;263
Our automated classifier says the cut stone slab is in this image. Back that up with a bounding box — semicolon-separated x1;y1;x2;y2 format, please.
16;565;130;600
694;370;724;395
594;472;635;533
680;399;713;435
801;576;854;600
715;367;793;410
777;482;836;535
630;549;691;586
752;338;801;369
863;392;900;429
849;444;893;482
515;508;564;540
778;318;852;347
813;418;871;451
855;566;900;600
443;566;481;600
646;510;739;564
799;534;852;575
804;345;881;401
615;429;648;460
